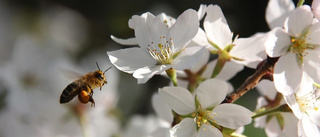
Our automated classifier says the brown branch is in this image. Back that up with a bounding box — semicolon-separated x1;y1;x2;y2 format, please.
222;56;279;103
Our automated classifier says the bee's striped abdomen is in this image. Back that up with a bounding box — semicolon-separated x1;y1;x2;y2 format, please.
60;82;80;103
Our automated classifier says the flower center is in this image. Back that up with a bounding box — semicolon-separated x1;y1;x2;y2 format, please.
194;107;217;128
289;32;315;63
296;88;320;113
148;36;175;64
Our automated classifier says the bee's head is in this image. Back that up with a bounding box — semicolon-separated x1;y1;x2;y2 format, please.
95;62;111;85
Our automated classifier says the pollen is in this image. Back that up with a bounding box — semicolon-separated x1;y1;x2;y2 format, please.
147;36;175;64
297;88;320;113
194;108;215;128
289;32;316;62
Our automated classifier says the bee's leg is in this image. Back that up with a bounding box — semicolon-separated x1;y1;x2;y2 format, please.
86;85;93;96
89;97;95;107
100;81;107;91
90;88;94;96
87;85;95;107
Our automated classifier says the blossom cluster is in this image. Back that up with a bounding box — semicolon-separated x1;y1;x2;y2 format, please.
108;0;320;137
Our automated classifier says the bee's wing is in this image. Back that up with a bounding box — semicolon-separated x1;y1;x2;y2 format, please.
59;68;82;82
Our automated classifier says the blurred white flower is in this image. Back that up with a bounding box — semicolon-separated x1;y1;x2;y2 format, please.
176;55;241;93
108;9;206;84
264;5;320;96
149;93;174;137
255;80;299;137
0;33;121;137
312;0;320;20
43;6;88;53
122;115;169;137
151;93;173;126
283;73;320;137
0;34;80;137
159;79;252;137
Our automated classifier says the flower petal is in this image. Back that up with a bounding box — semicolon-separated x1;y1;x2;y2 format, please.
280;113;299;137
264;116;282;137
283;94;303;119
256;80;278;100
196;124;222;137
201;59;243;80
204;4;232;49
304;48;320;83
107;47;157;73
197;4;207;20
133;13;169;49
172;46;207;70
169;9;199;50
273;53;302;95
312;0;320;20
307;109;320;127
231;33;267;69
296;72;314;97
196;79;228;109
110;35;137;45
150;128;171;137
264;28;291;57
306;22;320;45
188;47;210;73
212;103;252;129
133;65;170;84
189;28;211;48
265;0;295;29
254;97;267;128
286;5;313;36
151;93;173;124
175;118;197;137
156;13;176;28
159;87;196;115
298;118;320;137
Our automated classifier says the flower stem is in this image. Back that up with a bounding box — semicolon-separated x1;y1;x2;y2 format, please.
314;82;320;88
211;57;227;78
211;50;232;79
252;104;292;119
166;68;178;86
297;0;305;7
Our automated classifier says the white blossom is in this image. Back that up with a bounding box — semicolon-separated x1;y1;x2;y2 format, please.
283;73;320;137
265;5;320;95
159;79;252;137
108;9;206;84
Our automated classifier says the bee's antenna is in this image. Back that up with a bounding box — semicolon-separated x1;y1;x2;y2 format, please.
96;62;101;70
104;67;112;74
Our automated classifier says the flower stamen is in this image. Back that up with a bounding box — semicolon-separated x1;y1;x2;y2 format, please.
297;88;320;113
147;36;175;64
194;108;214;128
289;32;316;63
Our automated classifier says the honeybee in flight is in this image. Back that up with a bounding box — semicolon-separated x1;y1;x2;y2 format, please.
59;62;111;107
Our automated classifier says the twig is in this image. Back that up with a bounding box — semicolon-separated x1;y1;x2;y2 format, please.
222;56;279;103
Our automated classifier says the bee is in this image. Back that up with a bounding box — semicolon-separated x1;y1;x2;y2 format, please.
59;62;111;107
